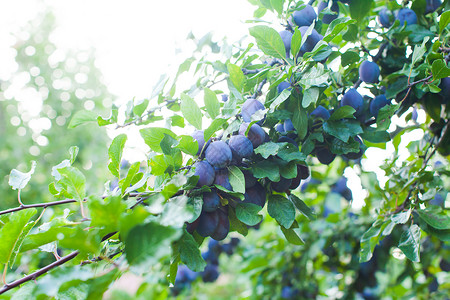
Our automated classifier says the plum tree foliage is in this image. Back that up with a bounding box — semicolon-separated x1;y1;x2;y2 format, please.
0;0;450;298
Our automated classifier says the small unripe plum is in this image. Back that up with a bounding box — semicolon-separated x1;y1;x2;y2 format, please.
272;177;293;193
202;190;221;212
221;94;229;102
298;26;323;56
201;264;219;282
315;147;336;165
228;135;253;159
279;30;293;58
241;98;265;122
239;123;266;148
192;130;210;156
211;209;230;241
205;141;232;168
359;60;380;83
243;182;266;208
369;94;391;117
378;8;394;28
196;210;219;237
277;81;291;94
214;168;232;190
341;89;364;116
311;105;330;120
425;0;442;13
292;4;317;27
396;8;417;26
193;161;215;187
318;1;339;24
283;119;295;132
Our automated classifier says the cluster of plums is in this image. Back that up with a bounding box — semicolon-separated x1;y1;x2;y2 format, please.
173;238;239;294
186;96;312;240
378;0;442;28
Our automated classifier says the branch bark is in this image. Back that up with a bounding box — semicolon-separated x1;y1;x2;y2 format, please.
0;251;79;295
0;199;77;216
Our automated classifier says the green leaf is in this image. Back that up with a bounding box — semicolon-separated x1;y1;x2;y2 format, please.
160;196;194;228
328;106;356;121
323;119;363;143
391;209;411;225
88;196;127;234
97;109;118;126
267;195;295;229
291;27;301;58
9;161;36;190
68;110;97;128
140;127;177;153
411;37;429;65
227;63;246;92
229;206;249;236
417;208;450;230
120;162;141;194
270;0;284;15
439;10;450;34
178;231;206;272
57;166;86;202
341;51;360;67
360;220;383;262
280;226;304;245
69;146;79;164
125;222;181;266
108;134;127;178
204;118;228;141
204;88;220;119
235;203;263;226
228;166;245;194
349;0;374;28
251;160;280;182
329;137;360;155
398;224;421;262
299;64;329;86
0;209;37;266
289;195;316;220
292;98;308;139
249;25;287;60
175;135;198;156
133;99;149;117
180;93;202;130
269;89;291;113
431;59;450;81
377;103;400;131
302;87;319;108
254;142;281;159
324;17;355;43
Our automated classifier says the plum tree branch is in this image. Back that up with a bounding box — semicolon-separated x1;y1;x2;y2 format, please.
0;199;77;216
0;251;79;295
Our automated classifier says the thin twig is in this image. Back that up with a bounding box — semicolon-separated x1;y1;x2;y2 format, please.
0;251;79;295
0;199;77;216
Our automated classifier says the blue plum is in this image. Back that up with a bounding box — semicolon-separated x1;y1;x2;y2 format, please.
369;94;391;117
359;60;380;83
185;217;200;234
332;177;352;201
192;130;210;156
341;88;364;116
201;264;219;282
221;94;229;102
315;147;336;165
318;1;339;24
202;190;221;212
277;81;291;93
211;209;230;241
298;26;323;56
311;105;330;120
241;98;265;122
278;136;298;147
396;8;417;26
228;135;253;159
239;123;266;148
440;77;450;99
429;193;445;206
205;141;232;168
272;176;292;193
284;119;295;131
196;210;219;237
425;0;442;13
292;4;317;27
193;161;215;187
214;169;232;190
378;8;394;28
279;30;293;58
275;123;285;133
289;164;309;190
243;182;267;208
202;250;219;265
175;265;198;284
